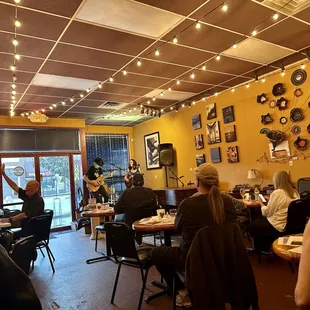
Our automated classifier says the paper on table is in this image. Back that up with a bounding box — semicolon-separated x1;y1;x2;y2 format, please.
287;236;303;246
288;246;302;254
278;237;289;245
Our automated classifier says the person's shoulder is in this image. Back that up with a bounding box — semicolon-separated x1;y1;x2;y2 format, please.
271;189;284;196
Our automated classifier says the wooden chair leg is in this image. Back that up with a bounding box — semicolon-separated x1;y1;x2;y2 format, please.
111;264;122;304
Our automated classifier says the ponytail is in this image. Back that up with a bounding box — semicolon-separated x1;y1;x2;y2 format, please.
207;185;225;225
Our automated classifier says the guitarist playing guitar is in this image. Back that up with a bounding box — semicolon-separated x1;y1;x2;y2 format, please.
83;157;116;203
124;159;141;188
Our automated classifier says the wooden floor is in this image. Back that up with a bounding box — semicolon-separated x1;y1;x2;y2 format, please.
29;230;298;310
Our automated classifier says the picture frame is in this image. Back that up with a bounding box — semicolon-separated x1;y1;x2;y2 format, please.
210;147;221;163
194;134;204;150
222;105;235;124
196;154;206;167
206;121;221;144
192;114;202;130
226;145;239;163
206;102;217;120
224;125;237;142
144;132;160;170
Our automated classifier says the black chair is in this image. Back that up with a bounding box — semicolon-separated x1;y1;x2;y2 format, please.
285;199;310;234
10;235;36;275
105;222;153;310
298;178;310;194
27;209;55;273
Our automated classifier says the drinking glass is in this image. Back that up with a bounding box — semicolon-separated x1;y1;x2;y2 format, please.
169;209;177;217
240;187;246;200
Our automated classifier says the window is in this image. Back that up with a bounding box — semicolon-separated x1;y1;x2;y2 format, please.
86;134;129;193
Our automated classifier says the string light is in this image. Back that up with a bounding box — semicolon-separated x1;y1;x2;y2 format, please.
252;30;257;36
80;93;84;98
262;78;266;83
15;20;21;27
137;60;142;66
193;101;196;105
173;37;178;44
25;112;29;116
14;0;20;3
231;88;235;92
273;13;279;20
161;109;164;112
195;21;201;29
168;87;172;91
222;4;228;11
42;109;45;112
281;70;285;76
176;80;180;85
12;90;16;95
109;77;114;82
190;73;195;79
10;65;16;71
160;92;164;96
15;54;20;60
246;83;250;88
123;70;127;75
233;43;237;49
155;49;160;56
70;98;74;102
12;39;18;46
182;103;185;108
12;96;15;100
52;104;57;107
98;83;102;89
216;55;221;61
215;92;218;96
11;84;16;89
36;110;39;113
170;107;173;110
152;97;156;101
202;65;206;70
147;100;150;104
49;106;53;110
301;64;306;69
61;101;66;105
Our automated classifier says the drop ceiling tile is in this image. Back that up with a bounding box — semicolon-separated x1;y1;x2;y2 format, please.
0;53;43;73
0;32;54;58
134;0;207;16
204;55;261;75
165;81;213;93
1;0;83;17
0;82;28;93
294;6;310;23
182;70;233;85
32;73;99;91
50;44;133;70
96;83;150;97
221;76;251;87
40;62;114;82
27;86;77;98
242;66;278;79
77;0;182;39
144;89;196;101
61;21;154;56
191;0;286;35
87;92;136;103
22;94;66;104
0;69;35;83
135;97;178;107
70;106;114;114
257;18;310;50
128;59;189;79
162;19;244;53
110;73;168;88
0;4;68;40
223;38;294;64
76;100;103;108
144;43;213;67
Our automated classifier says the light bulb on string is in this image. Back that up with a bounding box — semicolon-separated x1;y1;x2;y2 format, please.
170;106;173;110
86;88;90;93
31;112;34;115
12;100;16;104
12;90;16;95
10;65;16;71
80;93;84;98
98;83;102;89
36;110;39;114
62;101;66;105
252;30;257;36
216;55;221;61
123;70;127;75
215;92;218;96
222;4;228;11
49;106;53;110
202;65;206;70
15;20;21;27
161;109;164;112
301;64;306;69
12;84;16;89
12;39;18;46
233;43;237;49
14;0;20;3
147;100;150;104
25;112;29;116
15;54;20;60
155;49;160;56
12;96;15;100
173;37;178;44
137;60;142;66
231;88;235;92
195;21;201;29
152;97;156;101
21;113;24;117
160;92;164;97
176;80;180;85
281;70;285;76
190;73;195;79
193;101;196;105
182;103;185;108
246;83;250;88
70;98;74;102
168;87;172;91
262;78;266;83
42;109;45;112
109;77;114;82
53;104;57;107
273;13;279;20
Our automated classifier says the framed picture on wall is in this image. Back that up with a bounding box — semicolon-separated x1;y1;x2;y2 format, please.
194;134;204;150
210;147;221;163
196;154;206;167
192;114;202;130
206;121;221;144
224;125;237;142
226;145;239;163
222;105;235;124
206;102;217;120
144;132;160;170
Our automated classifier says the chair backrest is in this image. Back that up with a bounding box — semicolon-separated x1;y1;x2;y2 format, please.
133;204;158;222
10;235;36;275
285;199;310;234
298;178;310;194
104;222;139;261
27;212;53;243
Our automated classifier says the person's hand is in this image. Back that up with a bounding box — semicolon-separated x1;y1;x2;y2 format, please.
0;163;5;175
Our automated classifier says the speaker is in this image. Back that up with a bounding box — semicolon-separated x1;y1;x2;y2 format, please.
159;143;174;166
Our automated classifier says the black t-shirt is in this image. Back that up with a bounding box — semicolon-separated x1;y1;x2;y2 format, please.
175;193;236;255
86;166;103;180
18;188;45;219
114;186;157;226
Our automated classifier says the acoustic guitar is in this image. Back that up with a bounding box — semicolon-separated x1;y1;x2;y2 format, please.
87;170;117;192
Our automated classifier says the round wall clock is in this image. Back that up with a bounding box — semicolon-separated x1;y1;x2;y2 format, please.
291;69;307;86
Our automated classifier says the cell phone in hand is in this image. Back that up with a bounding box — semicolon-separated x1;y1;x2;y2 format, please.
259;194;266;203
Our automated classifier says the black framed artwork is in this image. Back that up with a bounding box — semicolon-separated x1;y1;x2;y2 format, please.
210;147;221;163
144;132;160;170
206;121;221;144
224;125;237;142
227;145;239;163
196;154;206;167
194;134;204;150
206;102;217;120
192;114;202;130
222;105;235;124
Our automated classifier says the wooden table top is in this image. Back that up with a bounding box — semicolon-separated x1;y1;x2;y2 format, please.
133;216;175;232
272;234;302;263
81;208;116;218
0;222;11;228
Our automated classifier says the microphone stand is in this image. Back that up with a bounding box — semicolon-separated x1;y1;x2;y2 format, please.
110;163;125;192
168;166;184;188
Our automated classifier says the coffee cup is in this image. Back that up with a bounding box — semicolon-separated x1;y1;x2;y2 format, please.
156;209;165;219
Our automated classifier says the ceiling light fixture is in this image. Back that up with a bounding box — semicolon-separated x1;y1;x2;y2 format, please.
195;21;201;29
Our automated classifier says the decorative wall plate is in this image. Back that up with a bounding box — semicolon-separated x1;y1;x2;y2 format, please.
291;125;301;135
280;117;287;124
294;88;303;97
257;93;267;104
260;128;270;134
261;113;273;125
269;100;277;109
294;136;308;150
291;69;307;86
272;83;285;96
307;124;310;134
290;108;304;122
266;130;285;150
276;97;288;110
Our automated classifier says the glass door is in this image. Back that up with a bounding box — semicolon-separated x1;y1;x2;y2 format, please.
39;156;72;228
2;157;35;210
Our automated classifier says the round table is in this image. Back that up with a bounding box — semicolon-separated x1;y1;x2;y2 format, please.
272;234;302;263
81;208;116;240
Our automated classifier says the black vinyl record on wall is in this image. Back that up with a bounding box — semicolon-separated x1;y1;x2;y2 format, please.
291;69;307;86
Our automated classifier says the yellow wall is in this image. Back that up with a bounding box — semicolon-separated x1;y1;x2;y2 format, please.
133;64;310;190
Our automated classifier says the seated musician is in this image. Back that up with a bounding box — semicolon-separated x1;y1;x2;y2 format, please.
114;174;157;244
83;157;109;203
124;159;141;188
151;164;236;307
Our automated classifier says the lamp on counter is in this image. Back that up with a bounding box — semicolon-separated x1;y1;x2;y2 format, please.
247;168;264;187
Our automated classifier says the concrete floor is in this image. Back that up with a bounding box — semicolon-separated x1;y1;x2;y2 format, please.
29;230;298;310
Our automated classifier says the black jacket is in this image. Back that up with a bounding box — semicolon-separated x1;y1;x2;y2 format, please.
0;245;42;310
185;224;259;310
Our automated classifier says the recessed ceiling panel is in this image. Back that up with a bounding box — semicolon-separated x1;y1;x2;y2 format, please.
77;0;183;39
144;89;196;101
223;38;293;64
